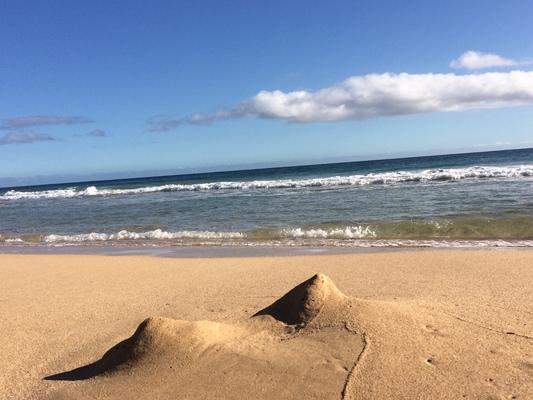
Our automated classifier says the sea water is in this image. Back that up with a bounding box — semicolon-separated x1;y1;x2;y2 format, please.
2;148;533;248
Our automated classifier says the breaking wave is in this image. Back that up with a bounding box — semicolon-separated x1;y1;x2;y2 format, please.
3;217;533;246
2;164;533;200
281;226;376;239
42;229;245;242
1;226;377;243
2;234;533;249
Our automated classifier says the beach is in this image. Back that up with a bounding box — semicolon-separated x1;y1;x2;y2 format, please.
1;250;532;399
3;2;533;399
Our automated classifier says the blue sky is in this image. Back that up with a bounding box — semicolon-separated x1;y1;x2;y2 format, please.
1;0;533;185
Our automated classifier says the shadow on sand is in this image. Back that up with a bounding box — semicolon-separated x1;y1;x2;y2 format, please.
44;334;136;381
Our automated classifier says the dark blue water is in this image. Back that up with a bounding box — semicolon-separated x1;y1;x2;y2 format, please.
1;148;533;247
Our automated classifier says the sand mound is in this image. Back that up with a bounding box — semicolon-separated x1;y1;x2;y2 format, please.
95;317;248;373
254;273;347;326
99;272;348;372
45;273;363;399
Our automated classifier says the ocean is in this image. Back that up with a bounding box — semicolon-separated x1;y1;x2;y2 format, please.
2;148;533;248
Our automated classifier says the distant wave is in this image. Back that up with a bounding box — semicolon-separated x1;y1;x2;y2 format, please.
2;164;533;200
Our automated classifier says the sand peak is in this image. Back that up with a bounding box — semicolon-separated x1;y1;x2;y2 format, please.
253;273;346;326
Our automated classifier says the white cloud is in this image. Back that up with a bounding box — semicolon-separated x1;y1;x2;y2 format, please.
450;51;518;70
147;70;533;131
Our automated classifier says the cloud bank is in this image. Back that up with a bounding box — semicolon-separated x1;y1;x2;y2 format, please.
450;51;519;70
147;70;533;131
0;132;55;145
0;115;93;130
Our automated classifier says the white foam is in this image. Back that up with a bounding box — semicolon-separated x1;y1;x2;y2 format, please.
2;164;533;200
3;231;533;248
315;239;533;248
43;229;245;242
282;226;376;239
2;187;80;200
235;238;533;248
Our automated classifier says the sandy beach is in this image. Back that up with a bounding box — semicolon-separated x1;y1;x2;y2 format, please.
3;2;533;399
1;250;532;399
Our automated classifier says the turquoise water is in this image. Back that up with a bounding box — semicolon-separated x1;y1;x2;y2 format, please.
1;148;533;247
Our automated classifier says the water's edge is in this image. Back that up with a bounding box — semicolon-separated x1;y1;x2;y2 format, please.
1;243;530;258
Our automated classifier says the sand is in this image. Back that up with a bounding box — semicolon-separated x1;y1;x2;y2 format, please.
0;251;532;399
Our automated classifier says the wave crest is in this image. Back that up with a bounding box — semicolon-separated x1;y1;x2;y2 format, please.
282;226;376;239
2;164;533;200
43;229;245;242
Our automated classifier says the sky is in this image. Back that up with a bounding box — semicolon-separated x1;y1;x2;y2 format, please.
1;0;533;185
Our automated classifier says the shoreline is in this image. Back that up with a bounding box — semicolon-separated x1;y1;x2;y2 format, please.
2;242;533;258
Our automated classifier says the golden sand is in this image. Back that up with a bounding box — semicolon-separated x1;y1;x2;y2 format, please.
0;251;532;399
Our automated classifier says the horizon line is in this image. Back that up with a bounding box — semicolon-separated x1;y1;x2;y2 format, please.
2;146;532;190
